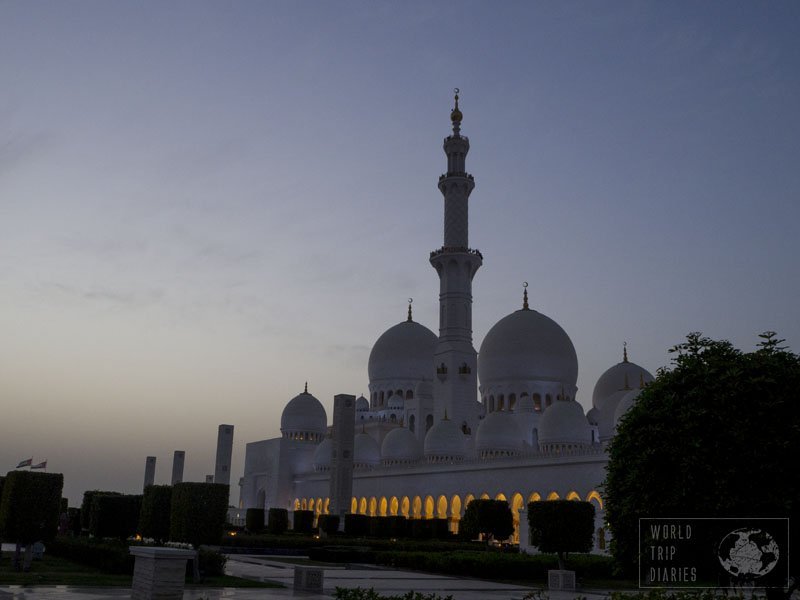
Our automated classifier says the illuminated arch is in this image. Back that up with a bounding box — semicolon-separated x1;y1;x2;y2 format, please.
301;498;308;510
412;496;422;518
437;495;448;519
379;497;388;517
511;492;524;543
566;491;581;501
294;498;301;510
528;492;541;503
424;495;435;519
390;496;399;516
480;492;490;500
324;498;330;514
369;497;377;517
359;497;367;514
309;498;315;513
401;496;410;518
464;493;475;509
547;491;560;501
586;490;604;510
450;495;462;518
351;497;357;513
495;492;507;502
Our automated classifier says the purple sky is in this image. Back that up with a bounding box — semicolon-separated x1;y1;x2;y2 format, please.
1;1;798;505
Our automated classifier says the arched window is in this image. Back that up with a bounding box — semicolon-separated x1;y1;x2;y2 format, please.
567;491;580;501
547;491;560;501
379;497;388;516
390;496;399;516
406;389;413;400
437;495;448;519
528;492;541;504
368;497;377;517
426;414;433;432
401;496;411;518
498;395;505;411
509;393;517;411
511;493;524;543
586;490;604;510
359;497;367;514
350;497;357;513
412;496;422;518
424;496;435;519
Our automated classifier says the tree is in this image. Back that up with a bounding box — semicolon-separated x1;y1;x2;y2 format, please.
605;332;800;580
0;471;63;571
459;498;513;543
528;500;594;570
170;482;229;547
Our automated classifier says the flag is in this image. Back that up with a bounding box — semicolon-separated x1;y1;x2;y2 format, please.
31;460;47;470
16;458;32;468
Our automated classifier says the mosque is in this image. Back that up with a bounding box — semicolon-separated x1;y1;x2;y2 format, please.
239;92;653;545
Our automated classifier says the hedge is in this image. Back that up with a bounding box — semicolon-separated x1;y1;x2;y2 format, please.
267;508;289;535
318;514;340;535
527;499;595;564
344;513;369;537
293;510;314;534
245;508;265;533
170;482;229;547
139;485;172;542
80;490;121;532
0;470;64;544
67;507;82;536
89;493;142;540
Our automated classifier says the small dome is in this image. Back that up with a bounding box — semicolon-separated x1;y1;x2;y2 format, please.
381;427;422;464
592;354;653;410
596;389;630;440
387;393;405;410
614;388;643;426
475;411;525;456
353;432;381;468
586;407;600;426
312;437;332;471
424;418;466;461
368;321;437;383
479;309;578;388
355;396;369;412
538;399;592;447
281;389;327;435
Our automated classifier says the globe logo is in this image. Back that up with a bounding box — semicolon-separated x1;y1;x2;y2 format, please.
717;528;780;579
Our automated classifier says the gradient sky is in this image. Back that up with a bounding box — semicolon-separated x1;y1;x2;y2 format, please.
1;1;798;506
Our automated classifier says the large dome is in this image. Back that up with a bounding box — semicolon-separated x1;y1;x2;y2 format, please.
381;427;422;464
368;320;437;383
614;387;643;426
592;352;653;410
478;308;578;388
424;418;466;462
281;389;327;436
475;410;525;457
538;399;592;448
353;432;381;468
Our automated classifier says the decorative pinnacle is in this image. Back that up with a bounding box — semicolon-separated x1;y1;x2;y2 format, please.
450;88;463;134
407;297;413;322
623;342;628;363
304;381;308;394
522;282;529;310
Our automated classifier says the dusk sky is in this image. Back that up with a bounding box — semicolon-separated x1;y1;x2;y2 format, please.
1;1;798;506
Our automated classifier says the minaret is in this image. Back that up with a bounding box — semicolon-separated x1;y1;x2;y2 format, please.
429;89;482;435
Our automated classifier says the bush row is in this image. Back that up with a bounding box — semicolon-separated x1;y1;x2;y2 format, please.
47;537;226;576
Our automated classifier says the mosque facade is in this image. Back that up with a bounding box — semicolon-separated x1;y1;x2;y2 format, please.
239;93;653;544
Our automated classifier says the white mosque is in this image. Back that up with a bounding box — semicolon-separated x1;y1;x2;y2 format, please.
239;92;653;545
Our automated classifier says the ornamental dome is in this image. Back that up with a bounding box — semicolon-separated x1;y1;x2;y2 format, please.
423;417;466;462
592;349;653;410
312;437;332;471
586;407;600;426
478;308;578;388
368;320;437;383
387;393;405;411
355;395;369;412
281;388;327;436
614;388;643;426
353;432;381;468
381;427;422;464
475;410;525;457
538;399;592;448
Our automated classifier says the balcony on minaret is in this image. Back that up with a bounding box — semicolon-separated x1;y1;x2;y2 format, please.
429;246;483;260
439;172;474;182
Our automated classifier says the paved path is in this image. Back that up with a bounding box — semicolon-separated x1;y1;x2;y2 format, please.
0;554;614;600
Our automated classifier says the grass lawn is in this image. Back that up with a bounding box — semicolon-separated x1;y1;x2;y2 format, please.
0;552;281;588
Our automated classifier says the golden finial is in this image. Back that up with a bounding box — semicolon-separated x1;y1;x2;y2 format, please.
522;282;529;310
304;381;308;394
450;88;463;125
639;373;645;389
623;342;628;363
407;298;413;322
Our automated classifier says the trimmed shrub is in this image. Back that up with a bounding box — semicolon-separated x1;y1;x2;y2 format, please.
460;499;513;542
89;493;142;540
60;497;68;515
0;470;64;544
528;499;595;570
267;508;289;535
344;513;369;537
48;536;134;574
139;485;172;543
196;547;227;577
80;490;121;532
293;509;314;534
67;507;82;536
318;514;340;535
245;508;265;533
170;482;229;547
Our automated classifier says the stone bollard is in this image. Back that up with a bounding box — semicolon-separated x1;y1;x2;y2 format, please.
548;569;576;591
130;546;197;600
294;565;324;593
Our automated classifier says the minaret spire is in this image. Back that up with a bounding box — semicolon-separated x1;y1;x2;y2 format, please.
623;342;628;363
407;298;413;322
523;282;529;310
430;89;482;435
